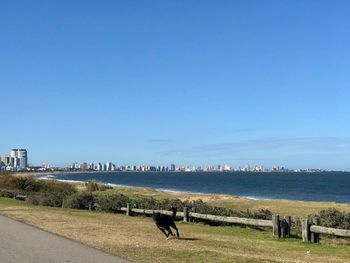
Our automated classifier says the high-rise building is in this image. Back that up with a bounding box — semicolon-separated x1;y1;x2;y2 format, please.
10;149;17;166
170;164;176;172
96;163;103;171
17;149;28;168
10;149;17;158
79;162;89;170
9;149;28;169
106;162;112;171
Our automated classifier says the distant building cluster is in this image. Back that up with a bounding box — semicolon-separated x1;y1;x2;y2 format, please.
69;162;177;172
67;162;339;173
67;162;282;173
0;149;28;171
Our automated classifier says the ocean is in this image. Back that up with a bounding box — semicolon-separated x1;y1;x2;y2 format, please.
40;171;350;203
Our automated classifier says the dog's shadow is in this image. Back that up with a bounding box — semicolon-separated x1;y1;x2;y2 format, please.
177;237;200;241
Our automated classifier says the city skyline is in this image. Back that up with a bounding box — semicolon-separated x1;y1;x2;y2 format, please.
1;1;350;170
0;147;347;172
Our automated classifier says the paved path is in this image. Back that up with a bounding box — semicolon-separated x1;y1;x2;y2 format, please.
0;215;131;263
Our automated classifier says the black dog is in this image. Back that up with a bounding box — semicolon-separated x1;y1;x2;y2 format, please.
153;207;179;239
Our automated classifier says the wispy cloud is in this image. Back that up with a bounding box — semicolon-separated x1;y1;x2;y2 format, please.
197;137;350;152
159;137;350;158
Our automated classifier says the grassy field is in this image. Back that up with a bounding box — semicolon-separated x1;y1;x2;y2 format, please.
1;197;350;263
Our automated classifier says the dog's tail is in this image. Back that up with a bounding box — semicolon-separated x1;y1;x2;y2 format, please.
171;207;177;219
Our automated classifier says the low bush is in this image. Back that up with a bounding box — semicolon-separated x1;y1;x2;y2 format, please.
64;191;95;210
10;177;37;191
313;208;350;229
94;193;130;212
26;191;73;207
0;189;15;198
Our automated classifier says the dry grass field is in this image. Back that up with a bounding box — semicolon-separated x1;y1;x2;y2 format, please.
1;197;350;263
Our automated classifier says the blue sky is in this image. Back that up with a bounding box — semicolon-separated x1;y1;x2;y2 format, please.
1;1;349;169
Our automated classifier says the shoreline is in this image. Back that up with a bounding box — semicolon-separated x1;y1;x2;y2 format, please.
5;171;350;216
35;173;350;207
35;174;278;202
39;175;350;218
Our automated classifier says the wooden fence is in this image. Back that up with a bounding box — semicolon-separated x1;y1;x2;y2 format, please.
302;217;350;243
121;204;350;243
121;203;290;238
3;194;350;243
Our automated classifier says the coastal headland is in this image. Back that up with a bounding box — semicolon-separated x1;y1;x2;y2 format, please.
10;171;350;217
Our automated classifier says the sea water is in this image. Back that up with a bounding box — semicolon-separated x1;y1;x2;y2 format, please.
41;172;350;203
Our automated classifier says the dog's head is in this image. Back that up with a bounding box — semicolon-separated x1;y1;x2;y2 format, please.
152;211;160;221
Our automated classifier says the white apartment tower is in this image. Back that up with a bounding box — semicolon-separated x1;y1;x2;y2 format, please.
11;149;28;169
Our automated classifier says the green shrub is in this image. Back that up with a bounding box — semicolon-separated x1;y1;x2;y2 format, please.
248;209;273;220
26;192;69;207
64;191;95;210
10;177;39;191
27;193;50;206
94;193;130;212
313;208;350;229
0;189;15;198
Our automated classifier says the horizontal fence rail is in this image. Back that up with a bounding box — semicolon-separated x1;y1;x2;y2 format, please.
120;206;272;227
120;204;284;237
311;225;350;238
188;212;273;227
302;217;350;243
120;207;184;217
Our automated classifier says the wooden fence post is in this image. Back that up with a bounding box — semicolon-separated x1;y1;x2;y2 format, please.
285;216;292;237
126;203;132;216
311;217;320;243
183;207;189;222
280;218;289;238
302;219;311;242
61;198;65;208
272;215;280;238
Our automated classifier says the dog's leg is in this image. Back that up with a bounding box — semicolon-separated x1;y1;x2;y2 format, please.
158;227;169;238
170;222;180;238
174;226;179;238
166;226;174;236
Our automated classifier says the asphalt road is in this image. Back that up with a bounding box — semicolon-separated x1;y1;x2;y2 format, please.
0;215;131;263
